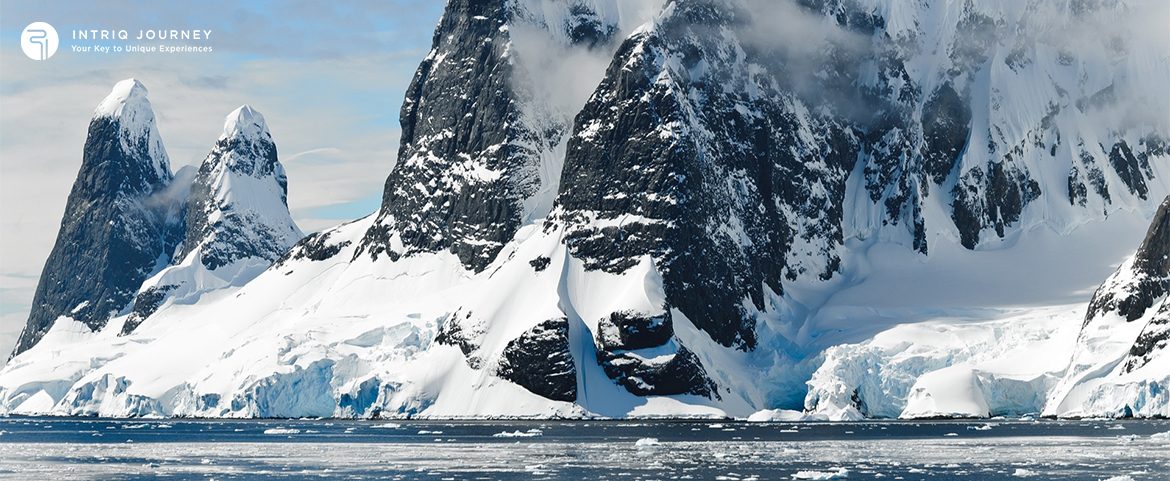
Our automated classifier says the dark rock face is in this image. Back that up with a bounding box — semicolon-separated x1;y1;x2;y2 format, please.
1069;142;1112;207
435;308;491;370
1086;195;1170;323
921;82;970;184
951;162;1042;249
598;345;716;398
554;1;859;350
1124;300;1169;373
1107;140;1151;200
594;309;716;397
528;256;551;272
277;229;352;266
15;114;180;356
496;318;577;402
354;0;629;273
565;3;617;47
596;310;674;352
355;0;541;271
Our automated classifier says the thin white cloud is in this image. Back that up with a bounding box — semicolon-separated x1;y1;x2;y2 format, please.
285;147;344;163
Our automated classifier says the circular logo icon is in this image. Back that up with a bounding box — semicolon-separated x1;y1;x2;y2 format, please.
21;22;59;61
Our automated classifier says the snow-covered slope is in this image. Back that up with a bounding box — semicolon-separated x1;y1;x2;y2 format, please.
2;0;1168;419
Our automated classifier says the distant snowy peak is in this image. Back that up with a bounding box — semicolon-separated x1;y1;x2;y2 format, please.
221;104;270;142
182;104;301;270
93;78;151;118
122;105;302;335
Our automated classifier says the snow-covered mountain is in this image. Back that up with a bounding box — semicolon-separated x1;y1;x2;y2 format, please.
12;79;183;357
1045;195;1170;417
2;0;1167;419
121;105;303;335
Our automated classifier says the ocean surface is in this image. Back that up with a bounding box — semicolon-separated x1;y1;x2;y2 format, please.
0;417;1166;480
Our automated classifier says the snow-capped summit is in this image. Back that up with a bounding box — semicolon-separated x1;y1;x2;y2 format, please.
12;79;181;357
121;105;303;335
222;104;269;141
183;103;301;269
93;78;150;117
92;79;170;180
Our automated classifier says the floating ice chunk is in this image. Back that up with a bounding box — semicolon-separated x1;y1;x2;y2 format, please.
1150;431;1170;440
747;409;811;422
262;428;300;435
1012;468;1038;477
371;423;402;429
791;467;849;479
493;429;543;438
635;437;659;447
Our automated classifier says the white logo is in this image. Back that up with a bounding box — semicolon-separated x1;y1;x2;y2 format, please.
21;22;59;61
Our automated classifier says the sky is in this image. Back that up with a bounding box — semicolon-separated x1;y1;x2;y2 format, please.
0;0;446;358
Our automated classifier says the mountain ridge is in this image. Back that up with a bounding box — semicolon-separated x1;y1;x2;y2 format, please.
2;0;1167;419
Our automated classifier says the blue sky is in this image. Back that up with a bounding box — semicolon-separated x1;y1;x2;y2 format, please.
0;0;446;356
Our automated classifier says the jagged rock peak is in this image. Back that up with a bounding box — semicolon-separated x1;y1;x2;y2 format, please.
205;105;283;182
179;104;300;270
120;104;301;335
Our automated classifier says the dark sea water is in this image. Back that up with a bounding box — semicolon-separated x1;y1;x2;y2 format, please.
0;417;1167;480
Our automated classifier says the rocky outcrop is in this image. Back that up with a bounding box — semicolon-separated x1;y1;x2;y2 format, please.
593;309;716;397
496;318;577;402
1089;195;1170;373
1085;195;1170;323
354;0;529;270
1046;195;1170;416
1125;300;1169;373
